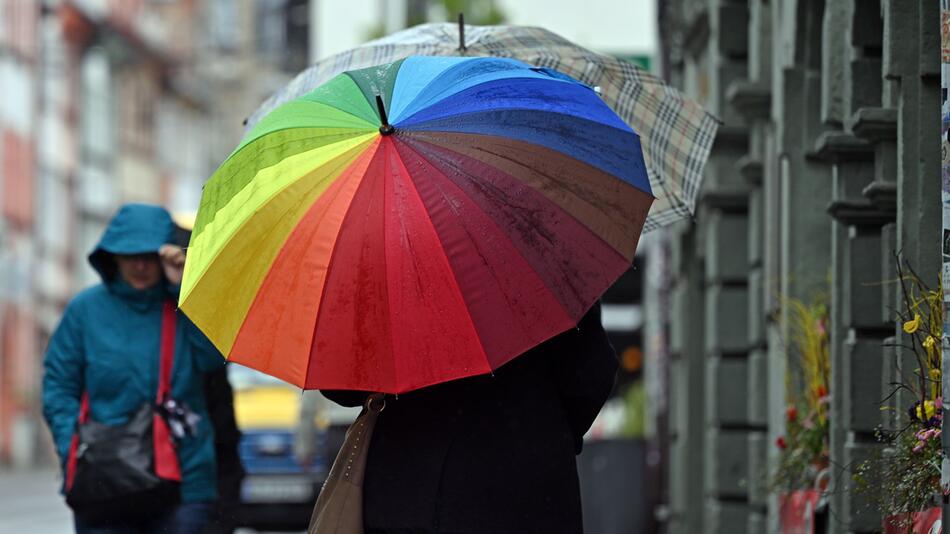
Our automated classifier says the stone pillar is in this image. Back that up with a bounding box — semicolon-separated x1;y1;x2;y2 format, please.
665;1;757;531
660;1;938;531
813;1;896;530
725;2;773;530
667;223;706;534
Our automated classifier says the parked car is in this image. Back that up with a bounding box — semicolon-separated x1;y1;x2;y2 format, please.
227;365;335;531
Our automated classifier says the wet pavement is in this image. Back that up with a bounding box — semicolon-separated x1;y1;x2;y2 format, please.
0;468;302;533
0;469;72;533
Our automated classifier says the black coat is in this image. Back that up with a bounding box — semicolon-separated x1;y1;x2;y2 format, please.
323;303;617;534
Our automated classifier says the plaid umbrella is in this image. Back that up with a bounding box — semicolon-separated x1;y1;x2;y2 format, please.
246;23;719;230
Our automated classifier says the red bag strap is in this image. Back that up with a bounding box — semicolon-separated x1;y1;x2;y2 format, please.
157;300;177;403
154;300;182;481
66;393;89;490
76;300;176;418
78;393;89;424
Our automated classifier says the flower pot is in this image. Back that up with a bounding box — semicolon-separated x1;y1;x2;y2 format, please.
883;507;942;534
780;490;821;534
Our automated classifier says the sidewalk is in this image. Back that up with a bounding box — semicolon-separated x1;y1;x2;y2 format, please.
0;469;72;533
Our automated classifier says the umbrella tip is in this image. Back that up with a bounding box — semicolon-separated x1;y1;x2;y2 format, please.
458;13;466;52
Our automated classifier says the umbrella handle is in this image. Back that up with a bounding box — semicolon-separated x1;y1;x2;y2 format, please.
375;95;395;135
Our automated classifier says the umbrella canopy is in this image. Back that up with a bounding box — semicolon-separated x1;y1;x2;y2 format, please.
247;23;718;231
181;56;653;393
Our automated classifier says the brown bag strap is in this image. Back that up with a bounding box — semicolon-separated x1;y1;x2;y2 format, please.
308;394;385;534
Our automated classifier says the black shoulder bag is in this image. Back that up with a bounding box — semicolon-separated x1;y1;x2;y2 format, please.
64;300;182;524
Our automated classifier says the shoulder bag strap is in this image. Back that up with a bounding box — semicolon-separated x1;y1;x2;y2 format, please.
153;299;182;481
157;300;177;404
308;393;386;534
65;393;90;491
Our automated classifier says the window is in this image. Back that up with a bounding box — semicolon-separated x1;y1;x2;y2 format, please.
256;0;309;72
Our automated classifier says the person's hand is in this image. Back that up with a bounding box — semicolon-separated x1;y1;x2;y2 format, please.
159;244;186;286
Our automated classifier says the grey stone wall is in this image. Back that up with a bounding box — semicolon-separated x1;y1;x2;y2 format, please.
658;0;939;532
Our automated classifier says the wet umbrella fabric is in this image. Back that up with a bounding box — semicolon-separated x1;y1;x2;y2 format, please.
180;56;653;393
246;23;718;231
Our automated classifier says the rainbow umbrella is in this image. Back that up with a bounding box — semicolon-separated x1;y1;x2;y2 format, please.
180;56;653;393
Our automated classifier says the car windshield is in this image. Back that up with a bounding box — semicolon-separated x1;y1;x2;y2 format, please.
227;363;287;390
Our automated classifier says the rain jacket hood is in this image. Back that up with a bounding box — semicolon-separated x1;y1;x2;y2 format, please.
88;203;175;282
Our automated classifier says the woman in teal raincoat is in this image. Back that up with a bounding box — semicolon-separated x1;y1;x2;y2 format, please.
42;203;225;533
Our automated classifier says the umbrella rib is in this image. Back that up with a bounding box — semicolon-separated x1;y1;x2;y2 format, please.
396;75;580;126
398;107;637;138
387;139;492;384
238;99;378;152
392;137;573;361
197;152;375;375
191;131;376;253
397;112;647;195
303;141;392;392
183;137;375;313
399;132;637;316
381;143;399;393
405;130;654;249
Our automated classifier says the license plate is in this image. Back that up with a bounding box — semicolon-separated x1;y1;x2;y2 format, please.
241;476;314;503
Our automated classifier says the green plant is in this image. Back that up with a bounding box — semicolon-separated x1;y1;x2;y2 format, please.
853;426;942;523
771;403;830;491
770;297;831;492
852;262;943;522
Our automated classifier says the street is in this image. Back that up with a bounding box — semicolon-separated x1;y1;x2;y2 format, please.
0;469;72;533
0;469;302;533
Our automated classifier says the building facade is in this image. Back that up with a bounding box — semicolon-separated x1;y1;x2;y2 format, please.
0;0;309;468
656;0;940;532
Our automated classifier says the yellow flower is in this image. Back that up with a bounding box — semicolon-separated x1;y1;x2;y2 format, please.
904;314;922;334
916;400;937;421
930;368;942;381
923;335;937;351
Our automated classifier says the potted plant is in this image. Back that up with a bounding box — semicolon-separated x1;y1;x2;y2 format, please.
853;264;943;533
772;298;831;533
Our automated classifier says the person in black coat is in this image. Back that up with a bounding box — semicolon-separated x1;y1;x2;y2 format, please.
322;302;617;534
202;364;244;534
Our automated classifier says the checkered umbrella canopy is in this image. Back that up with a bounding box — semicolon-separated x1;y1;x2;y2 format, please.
246;23;719;230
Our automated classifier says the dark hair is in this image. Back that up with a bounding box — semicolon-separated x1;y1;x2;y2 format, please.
90;251;118;281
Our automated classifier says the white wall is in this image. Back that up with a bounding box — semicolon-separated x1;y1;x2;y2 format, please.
311;0;407;61
496;0;656;55
310;0;655;62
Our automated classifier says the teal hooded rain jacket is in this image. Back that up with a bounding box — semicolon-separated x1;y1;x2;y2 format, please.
42;203;224;503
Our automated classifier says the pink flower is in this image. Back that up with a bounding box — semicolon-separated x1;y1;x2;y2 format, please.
936;397;943;410
913;441;926;453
